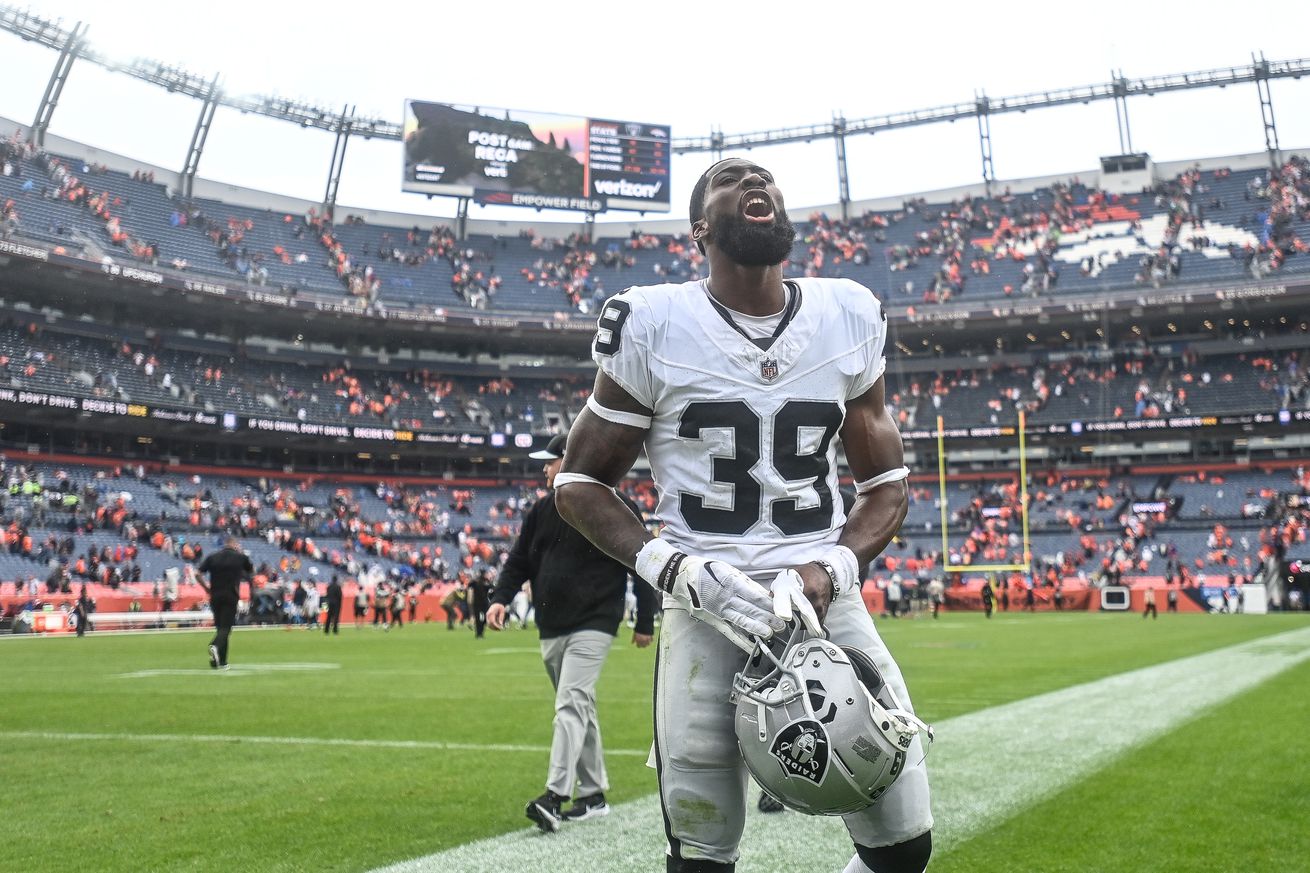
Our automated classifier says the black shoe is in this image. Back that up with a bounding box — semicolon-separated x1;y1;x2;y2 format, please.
757;791;786;814
525;791;565;833
561;793;609;822
208;644;220;670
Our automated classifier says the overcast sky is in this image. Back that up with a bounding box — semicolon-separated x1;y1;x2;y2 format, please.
4;0;1310;225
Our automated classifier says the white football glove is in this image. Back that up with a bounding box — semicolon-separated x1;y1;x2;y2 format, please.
769;569;825;638
636;539;782;652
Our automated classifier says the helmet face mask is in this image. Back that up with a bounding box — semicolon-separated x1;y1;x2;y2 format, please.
732;624;931;816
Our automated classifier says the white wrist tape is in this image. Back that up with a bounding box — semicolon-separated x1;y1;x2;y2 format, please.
855;466;910;494
817;544;860;598
635;537;680;591
587;395;653;429
552;472;612;489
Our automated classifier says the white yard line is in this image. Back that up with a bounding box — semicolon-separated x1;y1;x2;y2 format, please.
371;626;1310;873
116;662;341;677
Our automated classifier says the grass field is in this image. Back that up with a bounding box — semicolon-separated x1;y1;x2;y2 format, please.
2;611;1307;872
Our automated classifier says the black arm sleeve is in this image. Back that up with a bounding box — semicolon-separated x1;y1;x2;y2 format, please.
632;572;658;636
491;499;539;607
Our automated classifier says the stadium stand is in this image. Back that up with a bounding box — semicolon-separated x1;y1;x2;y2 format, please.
6;131;1310;318
1;317;1302;440
2;453;1305;609
5;126;1310;628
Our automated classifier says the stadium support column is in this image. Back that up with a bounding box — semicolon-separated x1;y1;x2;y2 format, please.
323;104;355;223
1253;53;1281;170
1112;70;1134;154
833;114;851;222
975;95;995;196
455;197;470;241
583;210;596;244
180;75;221;203
29;21;85;147
710;128;725;163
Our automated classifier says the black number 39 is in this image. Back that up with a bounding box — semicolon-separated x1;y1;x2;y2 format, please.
677;399;843;536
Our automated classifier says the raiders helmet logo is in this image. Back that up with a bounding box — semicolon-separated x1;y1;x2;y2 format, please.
759;357;780;382
770;719;830;785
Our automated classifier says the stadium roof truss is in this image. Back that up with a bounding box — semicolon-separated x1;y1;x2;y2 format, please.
2;3;1306;219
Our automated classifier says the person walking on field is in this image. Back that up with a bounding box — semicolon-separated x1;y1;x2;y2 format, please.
389;583;405;629
373;580;389;628
927;576;944;619
354;581;369;627
74;584;92;636
552;157;933;871
486;432;658;833
1143;586;1158;619
442;583;463;630
198;536;253;669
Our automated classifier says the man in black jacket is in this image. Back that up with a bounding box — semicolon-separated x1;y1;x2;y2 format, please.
487;432;657;834
324;574;343;635
198;536;253;669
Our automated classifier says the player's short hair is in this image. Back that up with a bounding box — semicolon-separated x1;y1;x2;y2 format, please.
689;158;735;254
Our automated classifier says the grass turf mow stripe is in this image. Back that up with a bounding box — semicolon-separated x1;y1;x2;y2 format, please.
0;729;651;757
373;626;1310;873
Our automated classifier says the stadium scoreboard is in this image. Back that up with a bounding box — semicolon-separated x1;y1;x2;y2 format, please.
403;100;670;213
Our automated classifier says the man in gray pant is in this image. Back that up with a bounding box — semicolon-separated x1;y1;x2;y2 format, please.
487;432;658;832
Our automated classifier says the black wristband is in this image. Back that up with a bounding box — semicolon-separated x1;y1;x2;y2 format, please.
657;552;687;594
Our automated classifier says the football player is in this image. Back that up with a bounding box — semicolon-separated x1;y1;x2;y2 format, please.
555;157;932;873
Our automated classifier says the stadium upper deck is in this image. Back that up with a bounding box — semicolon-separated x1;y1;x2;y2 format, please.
4;131;1308;321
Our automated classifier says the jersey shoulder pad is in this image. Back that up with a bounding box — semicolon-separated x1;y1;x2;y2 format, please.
590;286;662;408
826;278;885;325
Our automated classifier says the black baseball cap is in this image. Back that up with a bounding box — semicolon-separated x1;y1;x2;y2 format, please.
529;433;567;461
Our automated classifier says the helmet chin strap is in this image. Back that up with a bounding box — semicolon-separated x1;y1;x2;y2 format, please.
886;708;934;747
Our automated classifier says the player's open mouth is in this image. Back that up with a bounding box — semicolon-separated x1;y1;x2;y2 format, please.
740;191;775;224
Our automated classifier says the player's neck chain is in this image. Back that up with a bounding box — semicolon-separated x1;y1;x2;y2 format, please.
703;279;801;352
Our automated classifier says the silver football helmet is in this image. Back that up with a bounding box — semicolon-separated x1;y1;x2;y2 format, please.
732;624;932;816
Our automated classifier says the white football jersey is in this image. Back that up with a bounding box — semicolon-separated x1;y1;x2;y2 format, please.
592;276;887;577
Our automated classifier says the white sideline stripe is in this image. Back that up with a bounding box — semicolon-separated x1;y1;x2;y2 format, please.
372;626;1310;873
117;662;341;678
0;729;652;757
0;625;282;640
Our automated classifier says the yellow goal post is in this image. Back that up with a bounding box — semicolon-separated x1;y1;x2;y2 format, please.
936;411;1032;576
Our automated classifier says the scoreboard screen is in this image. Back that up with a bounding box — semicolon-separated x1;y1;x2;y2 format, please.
402;100;670;213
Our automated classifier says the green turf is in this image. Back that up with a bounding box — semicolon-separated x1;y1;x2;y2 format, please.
934;658;1310;873
0;612;1305;871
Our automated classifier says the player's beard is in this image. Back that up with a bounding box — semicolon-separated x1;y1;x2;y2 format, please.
710;208;796;267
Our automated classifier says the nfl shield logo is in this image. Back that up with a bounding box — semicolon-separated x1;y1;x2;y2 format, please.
760;357;779;382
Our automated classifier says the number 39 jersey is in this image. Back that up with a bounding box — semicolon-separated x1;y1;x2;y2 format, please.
592;276;887;576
